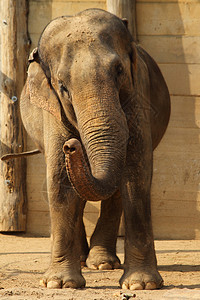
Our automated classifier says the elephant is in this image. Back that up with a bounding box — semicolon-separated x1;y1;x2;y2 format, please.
20;8;170;290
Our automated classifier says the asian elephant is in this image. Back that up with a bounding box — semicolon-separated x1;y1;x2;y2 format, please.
20;9;170;290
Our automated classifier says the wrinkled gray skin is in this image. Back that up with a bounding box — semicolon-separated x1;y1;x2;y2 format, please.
20;9;170;290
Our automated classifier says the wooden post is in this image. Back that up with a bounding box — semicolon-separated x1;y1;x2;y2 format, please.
107;0;137;237
0;0;30;231
107;0;137;40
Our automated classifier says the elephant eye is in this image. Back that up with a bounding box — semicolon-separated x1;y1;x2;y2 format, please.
116;64;124;76
58;80;71;99
114;63;125;88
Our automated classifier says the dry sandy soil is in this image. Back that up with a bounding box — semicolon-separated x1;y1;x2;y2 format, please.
0;234;200;299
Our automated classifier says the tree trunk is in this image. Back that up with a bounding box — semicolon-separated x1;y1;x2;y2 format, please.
0;0;30;231
107;0;137;40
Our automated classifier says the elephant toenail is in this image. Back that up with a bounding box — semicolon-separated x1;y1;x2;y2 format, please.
99;262;112;270
145;281;157;290
122;282;129;290
47;280;62;289
90;264;98;270
39;279;47;287
130;283;144;290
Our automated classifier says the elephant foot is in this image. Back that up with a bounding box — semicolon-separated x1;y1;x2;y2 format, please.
80;254;87;268
119;267;163;290
80;237;89;268
86;246;121;270
40;265;86;289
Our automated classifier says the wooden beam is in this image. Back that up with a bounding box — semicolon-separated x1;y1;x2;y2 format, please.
107;0;137;40
0;0;30;231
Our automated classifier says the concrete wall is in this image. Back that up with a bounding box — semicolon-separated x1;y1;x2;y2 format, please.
26;0;200;239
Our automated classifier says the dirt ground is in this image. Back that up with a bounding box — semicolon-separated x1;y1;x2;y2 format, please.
0;234;200;299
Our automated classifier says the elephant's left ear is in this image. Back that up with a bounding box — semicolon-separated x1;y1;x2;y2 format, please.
27;60;61;121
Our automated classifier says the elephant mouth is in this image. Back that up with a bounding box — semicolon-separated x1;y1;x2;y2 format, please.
63;138;121;201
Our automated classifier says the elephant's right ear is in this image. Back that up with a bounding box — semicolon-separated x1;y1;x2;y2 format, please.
27;56;61;121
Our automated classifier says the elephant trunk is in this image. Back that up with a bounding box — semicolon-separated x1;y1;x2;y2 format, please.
64;138;118;201
63;100;129;201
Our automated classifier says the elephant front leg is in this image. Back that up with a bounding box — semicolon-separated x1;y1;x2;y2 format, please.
86;191;122;270
120;150;163;290
40;166;85;289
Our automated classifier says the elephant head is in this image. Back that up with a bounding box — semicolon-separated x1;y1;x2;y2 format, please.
27;9;139;201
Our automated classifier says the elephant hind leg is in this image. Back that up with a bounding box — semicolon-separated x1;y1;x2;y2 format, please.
86;191;122;270
78;200;89;267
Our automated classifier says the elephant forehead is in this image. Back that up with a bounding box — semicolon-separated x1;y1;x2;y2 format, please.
67;19;128;49
38;10;132;76
51;27;128;66
39;10;130;53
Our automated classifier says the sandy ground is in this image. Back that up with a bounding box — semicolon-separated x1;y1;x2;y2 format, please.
0;234;200;299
